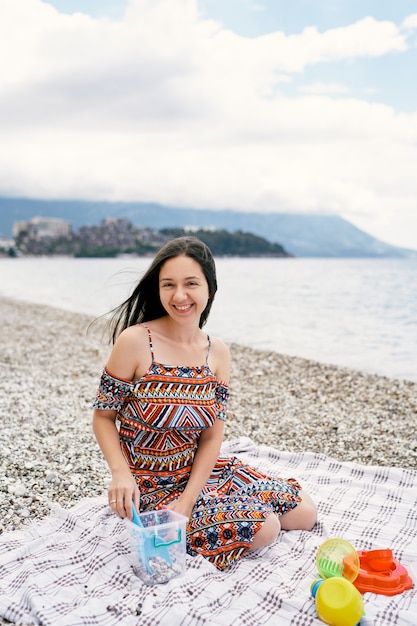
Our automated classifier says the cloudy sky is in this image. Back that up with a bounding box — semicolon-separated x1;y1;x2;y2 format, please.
1;0;417;249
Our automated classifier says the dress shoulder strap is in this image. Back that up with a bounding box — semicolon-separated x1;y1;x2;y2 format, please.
205;335;211;364
142;325;155;363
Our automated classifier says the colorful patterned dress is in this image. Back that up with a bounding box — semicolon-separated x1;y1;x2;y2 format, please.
93;327;302;570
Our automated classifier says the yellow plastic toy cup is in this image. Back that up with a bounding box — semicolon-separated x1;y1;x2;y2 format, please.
316;538;360;582
312;578;364;626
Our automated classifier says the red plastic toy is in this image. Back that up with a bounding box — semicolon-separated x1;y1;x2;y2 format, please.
354;549;413;596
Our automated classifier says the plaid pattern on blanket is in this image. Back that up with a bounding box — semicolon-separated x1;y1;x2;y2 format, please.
1;437;416;626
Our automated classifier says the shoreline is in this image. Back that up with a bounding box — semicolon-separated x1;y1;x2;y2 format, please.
1;296;416;536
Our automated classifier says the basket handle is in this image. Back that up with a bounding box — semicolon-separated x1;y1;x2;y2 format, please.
153;529;182;549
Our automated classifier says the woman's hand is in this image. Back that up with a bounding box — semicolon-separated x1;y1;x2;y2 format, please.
164;494;194;520
108;469;140;520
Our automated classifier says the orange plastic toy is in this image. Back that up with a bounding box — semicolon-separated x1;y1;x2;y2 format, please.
354;549;413;596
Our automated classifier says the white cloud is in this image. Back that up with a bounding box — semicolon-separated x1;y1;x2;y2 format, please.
0;0;416;249
300;82;350;95
402;13;417;29
256;17;407;74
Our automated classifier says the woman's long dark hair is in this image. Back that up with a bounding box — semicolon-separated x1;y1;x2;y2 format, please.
106;237;217;343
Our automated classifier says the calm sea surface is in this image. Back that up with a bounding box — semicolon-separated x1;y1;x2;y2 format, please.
1;256;416;382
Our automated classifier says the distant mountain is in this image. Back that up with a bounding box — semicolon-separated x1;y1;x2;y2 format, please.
0;196;415;258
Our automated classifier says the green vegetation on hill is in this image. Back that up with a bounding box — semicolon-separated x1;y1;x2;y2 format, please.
160;228;289;257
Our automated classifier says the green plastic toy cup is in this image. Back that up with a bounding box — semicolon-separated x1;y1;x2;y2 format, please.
316;538;360;582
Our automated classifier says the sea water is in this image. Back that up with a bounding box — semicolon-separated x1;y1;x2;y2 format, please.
1;256;416;382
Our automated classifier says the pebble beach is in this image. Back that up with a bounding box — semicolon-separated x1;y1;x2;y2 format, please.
1;295;417;539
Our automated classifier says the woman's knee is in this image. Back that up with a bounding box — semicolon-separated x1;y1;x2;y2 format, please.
301;492;318;528
281;492;318;531
299;498;318;530
250;513;281;550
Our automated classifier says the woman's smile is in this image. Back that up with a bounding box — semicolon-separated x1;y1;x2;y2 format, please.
173;303;194;311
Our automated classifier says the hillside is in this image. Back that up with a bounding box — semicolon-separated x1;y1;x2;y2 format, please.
0;196;415;258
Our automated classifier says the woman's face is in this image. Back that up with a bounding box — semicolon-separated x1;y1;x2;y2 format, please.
159;254;210;325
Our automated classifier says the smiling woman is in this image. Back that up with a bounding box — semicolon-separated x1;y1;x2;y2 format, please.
92;236;317;570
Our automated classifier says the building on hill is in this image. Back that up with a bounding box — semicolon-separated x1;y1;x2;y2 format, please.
13;216;72;255
13;216;71;240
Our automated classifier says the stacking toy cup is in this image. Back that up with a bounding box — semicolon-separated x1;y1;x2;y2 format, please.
311;578;364;626
316;538;360;582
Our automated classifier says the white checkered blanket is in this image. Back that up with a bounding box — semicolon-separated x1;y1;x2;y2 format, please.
1;438;417;625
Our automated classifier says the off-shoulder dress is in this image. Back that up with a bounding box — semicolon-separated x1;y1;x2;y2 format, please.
93;326;302;570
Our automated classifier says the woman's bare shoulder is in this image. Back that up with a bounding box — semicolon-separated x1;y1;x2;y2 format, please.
117;323;148;341
209;336;230;383
210;335;230;356
107;324;151;380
